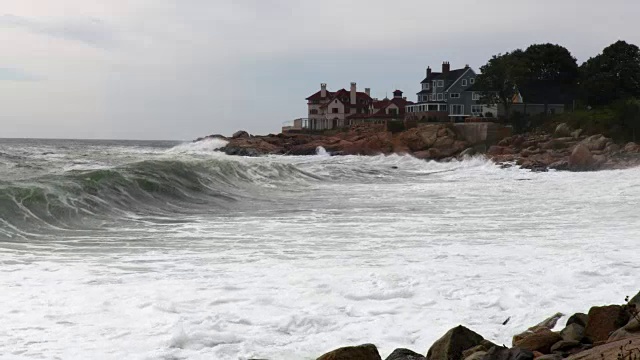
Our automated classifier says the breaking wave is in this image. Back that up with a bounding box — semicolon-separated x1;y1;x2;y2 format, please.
0;153;320;239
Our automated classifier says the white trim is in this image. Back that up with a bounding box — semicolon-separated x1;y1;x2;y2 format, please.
450;93;460;99
437;80;444;87
444;67;475;92
450;104;464;115
470;78;475;84
471;105;483;115
437;93;444;101
472;92;480;101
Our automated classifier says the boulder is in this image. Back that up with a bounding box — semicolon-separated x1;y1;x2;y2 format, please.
386;348;427;360
232;130;250;139
629;291;640;306
565;336;640;360
459;148;477;158
542;139;570;150
580;135;610;151
584;305;631;345
624;142;640;153
426;325;485;360
549;160;569;171
488;146;506;156
317;344;382;360
570;129;583;139
550;340;581;353
462;340;498;359
607;327;637;343
568;144;596;171
480;346;534;360
465;352;487;360
567;313;589;328
513;313;564;345
560;323;585;342
535;355;562;360
514;329;563;354
555;123;572;138
604;143;621;154
625;317;640;332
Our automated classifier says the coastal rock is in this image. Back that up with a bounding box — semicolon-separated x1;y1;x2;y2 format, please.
624;142;640;153
317;344;382;360
462;340;499;359
386;348;427;360
535;355;562;360
565;337;640;360
567;313;589;328
625;317;640;332
580;135;610;152
459;147;477;158
514;329;563;354
568;144;596;171
488;146;507;156
465;352;487;360
513;313;564;345
426;325;485;360
629;291;640;306
560;323;585;342
555;123;572;138
542;139;570;150
584;305;630;344
480;346;534;360
232;130;250;139
550;340;581;353
570;129;583;139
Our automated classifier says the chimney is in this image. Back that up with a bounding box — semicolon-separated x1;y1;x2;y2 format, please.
321;83;327;98
350;82;357;105
427;66;432;77
365;88;371;97
442;62;450;74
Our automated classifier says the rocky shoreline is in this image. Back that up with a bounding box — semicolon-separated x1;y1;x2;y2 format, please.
198;123;640;172
307;291;639;360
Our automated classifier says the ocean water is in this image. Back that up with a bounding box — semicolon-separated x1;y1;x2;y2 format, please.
0;138;639;360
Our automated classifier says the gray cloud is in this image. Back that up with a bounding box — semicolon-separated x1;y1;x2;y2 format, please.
0;14;116;49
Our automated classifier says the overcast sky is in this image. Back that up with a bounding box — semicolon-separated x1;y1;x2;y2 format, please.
1;0;639;140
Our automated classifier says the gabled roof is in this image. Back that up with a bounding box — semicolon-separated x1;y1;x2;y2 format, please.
319;88;373;109
306;90;336;101
421;72;442;84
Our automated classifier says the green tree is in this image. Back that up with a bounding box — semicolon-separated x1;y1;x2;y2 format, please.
580;40;640;106
523;43;579;84
475;50;526;119
614;98;640;142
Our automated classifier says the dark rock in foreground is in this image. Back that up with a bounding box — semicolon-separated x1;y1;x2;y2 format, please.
426;325;484;360
385;348;427;360
317;344;382;360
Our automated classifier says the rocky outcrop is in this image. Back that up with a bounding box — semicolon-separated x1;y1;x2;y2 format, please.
584;305;631;345
310;293;640;360
317;344;382;360
426;325;485;360
199;124;640;171
385;349;427;360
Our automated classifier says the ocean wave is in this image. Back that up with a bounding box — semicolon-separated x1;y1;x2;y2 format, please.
0;153;319;238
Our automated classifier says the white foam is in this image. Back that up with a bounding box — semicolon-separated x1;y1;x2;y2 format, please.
1;154;640;360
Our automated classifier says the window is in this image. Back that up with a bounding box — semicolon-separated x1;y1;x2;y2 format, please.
462;79;467;87
430;94;435;101
472;92;481;101
426;83;430;90
437;80;444;87
332;108;339;113
310;109;319;115
433;81;437;88
437;93;444;101
471;105;483;116
450;104;464;115
450;93;460;99
470;78;475;84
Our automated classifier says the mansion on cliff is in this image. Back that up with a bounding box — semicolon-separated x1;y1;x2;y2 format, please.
283;62;567;132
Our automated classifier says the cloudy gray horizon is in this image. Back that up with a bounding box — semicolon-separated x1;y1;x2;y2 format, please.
1;0;639;140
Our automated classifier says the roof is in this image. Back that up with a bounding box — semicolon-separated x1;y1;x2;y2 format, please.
417;89;432;95
420;72;442;84
319;88;373;109
306;90;336;101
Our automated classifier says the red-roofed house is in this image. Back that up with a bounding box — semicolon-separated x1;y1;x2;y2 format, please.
306;82;375;130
